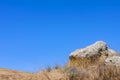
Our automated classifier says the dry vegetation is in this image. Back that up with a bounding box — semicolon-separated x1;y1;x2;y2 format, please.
1;41;120;80
0;58;120;80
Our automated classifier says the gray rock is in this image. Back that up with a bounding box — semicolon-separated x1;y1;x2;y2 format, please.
105;56;120;66
70;41;107;58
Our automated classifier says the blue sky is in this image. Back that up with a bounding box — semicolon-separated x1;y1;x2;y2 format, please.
0;0;120;72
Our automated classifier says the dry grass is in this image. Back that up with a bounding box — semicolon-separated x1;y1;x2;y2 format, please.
0;56;120;80
1;65;120;80
67;54;106;69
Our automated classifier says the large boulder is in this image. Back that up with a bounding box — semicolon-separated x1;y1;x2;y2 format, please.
70;41;107;58
68;41;117;67
69;41;117;58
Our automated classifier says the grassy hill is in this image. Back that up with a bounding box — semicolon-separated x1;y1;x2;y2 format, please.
0;64;120;80
1;41;120;80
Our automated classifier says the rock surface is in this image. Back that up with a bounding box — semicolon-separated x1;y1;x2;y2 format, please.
69;41;116;58
105;56;120;66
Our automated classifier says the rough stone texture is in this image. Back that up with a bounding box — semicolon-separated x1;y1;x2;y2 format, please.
68;41;119;68
70;41;108;58
105;56;120;66
69;41;118;59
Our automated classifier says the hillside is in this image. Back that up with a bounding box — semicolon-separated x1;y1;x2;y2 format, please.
0;68;33;80
0;41;120;80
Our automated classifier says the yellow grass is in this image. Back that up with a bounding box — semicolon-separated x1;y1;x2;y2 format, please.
0;55;120;80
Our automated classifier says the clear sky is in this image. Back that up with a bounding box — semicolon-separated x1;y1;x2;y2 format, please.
0;0;120;72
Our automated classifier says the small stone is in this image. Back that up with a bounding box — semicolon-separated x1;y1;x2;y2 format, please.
105;56;120;66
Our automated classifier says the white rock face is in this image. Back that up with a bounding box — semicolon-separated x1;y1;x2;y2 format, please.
70;41;107;58
105;56;120;66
